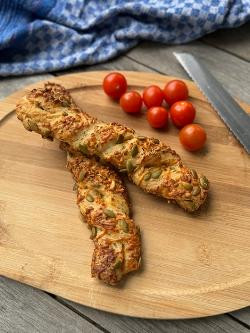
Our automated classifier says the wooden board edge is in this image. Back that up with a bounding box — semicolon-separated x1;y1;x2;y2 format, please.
1;268;249;320
1;71;250;319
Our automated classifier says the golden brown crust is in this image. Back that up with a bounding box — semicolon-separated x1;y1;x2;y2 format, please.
16;82;209;212
63;145;141;285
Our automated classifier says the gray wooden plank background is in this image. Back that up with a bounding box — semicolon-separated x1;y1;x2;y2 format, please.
0;23;249;332
0;278;101;333
202;22;250;61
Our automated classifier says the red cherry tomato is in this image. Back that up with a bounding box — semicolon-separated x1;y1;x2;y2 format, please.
170;101;196;128
103;72;127;100
163;80;188;106
147;106;169;128
120;91;142;113
143;85;164;108
179;124;207;151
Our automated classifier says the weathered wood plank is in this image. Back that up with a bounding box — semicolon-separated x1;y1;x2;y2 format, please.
58;298;250;333
0;277;102;333
53;54;152;76
126;41;250;104
202;22;250;62
230;307;250;327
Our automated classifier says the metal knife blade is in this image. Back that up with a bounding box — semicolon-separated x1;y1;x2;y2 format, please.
174;52;250;154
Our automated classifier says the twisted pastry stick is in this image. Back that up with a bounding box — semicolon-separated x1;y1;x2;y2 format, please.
16;82;209;212
65;145;141;285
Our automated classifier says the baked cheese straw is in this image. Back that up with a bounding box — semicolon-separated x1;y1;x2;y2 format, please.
16;82;209;212
63;144;141;285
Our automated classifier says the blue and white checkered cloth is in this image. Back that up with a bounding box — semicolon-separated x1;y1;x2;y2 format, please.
0;0;249;76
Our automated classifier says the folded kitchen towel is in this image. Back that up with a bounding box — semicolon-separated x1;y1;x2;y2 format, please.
0;0;249;76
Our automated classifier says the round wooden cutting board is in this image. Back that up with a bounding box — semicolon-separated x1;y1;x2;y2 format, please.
0;71;249;319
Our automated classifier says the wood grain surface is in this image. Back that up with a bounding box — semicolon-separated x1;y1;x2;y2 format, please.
0;71;249;319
